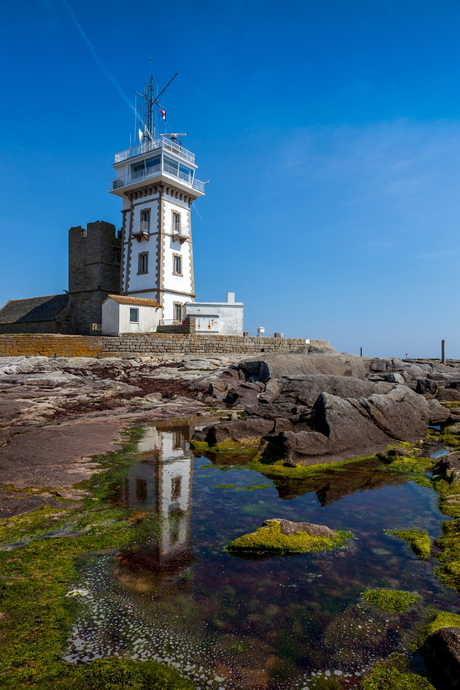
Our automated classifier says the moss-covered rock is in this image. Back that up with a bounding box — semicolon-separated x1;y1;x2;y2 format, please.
363;589;420;614
227;518;351;555
360;653;435;690
423;611;460;639
386;529;431;560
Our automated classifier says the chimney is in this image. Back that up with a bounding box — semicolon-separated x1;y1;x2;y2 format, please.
226;292;235;304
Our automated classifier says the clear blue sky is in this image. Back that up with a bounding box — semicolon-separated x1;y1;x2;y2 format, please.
1;0;460;357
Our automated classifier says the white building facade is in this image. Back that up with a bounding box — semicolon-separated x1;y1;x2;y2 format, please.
109;136;205;322
101;294;162;335
183;292;244;335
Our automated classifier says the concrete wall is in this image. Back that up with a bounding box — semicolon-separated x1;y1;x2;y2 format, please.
0;333;328;358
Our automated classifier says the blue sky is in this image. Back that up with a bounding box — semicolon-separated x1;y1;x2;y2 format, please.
1;0;460;357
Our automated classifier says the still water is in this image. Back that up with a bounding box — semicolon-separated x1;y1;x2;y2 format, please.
64;419;460;689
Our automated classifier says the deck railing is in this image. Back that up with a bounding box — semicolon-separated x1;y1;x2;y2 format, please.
114;136;195;165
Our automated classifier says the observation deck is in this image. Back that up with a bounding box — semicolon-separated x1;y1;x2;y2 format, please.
110;135;205;198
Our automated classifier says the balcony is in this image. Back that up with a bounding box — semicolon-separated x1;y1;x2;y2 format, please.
114;136;195;165
112;162;206;195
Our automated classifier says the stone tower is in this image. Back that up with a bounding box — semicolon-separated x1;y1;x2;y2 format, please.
109;88;205;322
68;221;121;334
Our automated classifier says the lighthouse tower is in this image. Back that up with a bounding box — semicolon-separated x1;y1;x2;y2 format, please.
109;76;205;322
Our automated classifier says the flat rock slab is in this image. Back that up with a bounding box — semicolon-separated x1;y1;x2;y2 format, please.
0;417;129;494
0;490;75;519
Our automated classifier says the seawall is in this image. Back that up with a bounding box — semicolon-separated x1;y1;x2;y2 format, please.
0;334;329;359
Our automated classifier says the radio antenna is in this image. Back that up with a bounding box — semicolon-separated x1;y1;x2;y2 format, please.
136;71;178;139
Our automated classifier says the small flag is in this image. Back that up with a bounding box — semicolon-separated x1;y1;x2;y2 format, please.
159;109;166;120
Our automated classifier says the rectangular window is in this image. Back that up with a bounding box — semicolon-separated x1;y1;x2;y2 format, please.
130;308;139;323
173;303;182;322
173;254;182;275
138;252;148;274
136;478;147;502
140;208;150;232
172;212;181;234
171;476;182;500
131;161;145;179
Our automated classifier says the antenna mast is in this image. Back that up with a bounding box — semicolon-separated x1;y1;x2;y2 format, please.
136;71;178;140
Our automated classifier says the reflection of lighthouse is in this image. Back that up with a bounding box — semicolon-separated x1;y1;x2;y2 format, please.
123;423;193;566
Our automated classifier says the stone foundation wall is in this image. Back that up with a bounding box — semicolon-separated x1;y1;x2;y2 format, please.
0;335;104;358
0;333;328;359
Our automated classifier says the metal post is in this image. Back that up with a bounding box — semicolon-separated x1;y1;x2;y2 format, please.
441;339;446;364
360;347;363;357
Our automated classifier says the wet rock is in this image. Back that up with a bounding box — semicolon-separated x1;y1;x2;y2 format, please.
377;447;411;460
195;418;274;448
433;453;460;482
422;627;460;690
262;518;336;537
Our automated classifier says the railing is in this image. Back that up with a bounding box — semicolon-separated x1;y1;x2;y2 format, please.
112;163;205;194
114;136;195;165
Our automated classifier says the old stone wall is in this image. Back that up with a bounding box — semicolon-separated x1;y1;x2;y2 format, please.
0;334;327;358
68;221;121;335
0;321;60;335
0;335;104;358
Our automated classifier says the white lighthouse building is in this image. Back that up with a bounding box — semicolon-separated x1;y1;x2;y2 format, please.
109;76;206;322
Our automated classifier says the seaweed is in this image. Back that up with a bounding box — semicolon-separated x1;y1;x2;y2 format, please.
386;529;431;560
363;589;420;614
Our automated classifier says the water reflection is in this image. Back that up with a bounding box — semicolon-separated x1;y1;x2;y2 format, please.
120;423;194;568
64;419;460;689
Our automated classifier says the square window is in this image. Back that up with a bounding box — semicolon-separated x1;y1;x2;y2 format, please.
130;308;139;323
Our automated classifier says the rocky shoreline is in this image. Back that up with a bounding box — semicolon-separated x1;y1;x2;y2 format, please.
2;345;460;688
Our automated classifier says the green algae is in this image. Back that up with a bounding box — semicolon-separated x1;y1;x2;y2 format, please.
190;438;260;453
0;427;193;690
363;589;421;614
434;517;460;591
386;529;431;560
360;653;435;690
421;610;460;643
246;454;376;480
215;482;271;491
227;518;351;555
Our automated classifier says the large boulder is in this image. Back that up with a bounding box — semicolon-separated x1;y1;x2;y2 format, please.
278;393;395;466
275;386;428;466
422;627;460;689
258;374;392;408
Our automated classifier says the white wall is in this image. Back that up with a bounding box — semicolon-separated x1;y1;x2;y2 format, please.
102;299;161;334
184;301;244;335
101;298;120;335
127;198;159;293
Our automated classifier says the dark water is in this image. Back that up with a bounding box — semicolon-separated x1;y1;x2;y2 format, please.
63;419;460;689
